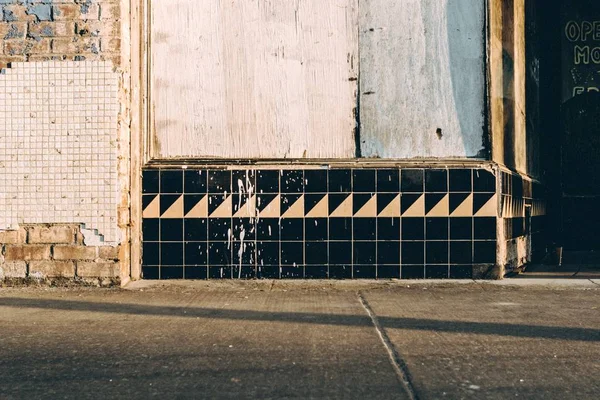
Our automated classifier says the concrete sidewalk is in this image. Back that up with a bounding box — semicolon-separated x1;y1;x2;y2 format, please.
1;281;599;399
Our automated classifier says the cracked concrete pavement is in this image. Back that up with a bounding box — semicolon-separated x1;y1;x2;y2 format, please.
0;280;599;399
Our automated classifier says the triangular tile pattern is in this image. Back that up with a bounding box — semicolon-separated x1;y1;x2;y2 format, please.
474;193;497;217
282;195;304;218
160;194;180;216
233;195;257;218
162;195;184;218
142;195;160;218
378;194;400;217
185;195;208;218
402;194;425;217
258;194;280;218
450;193;473;217
210;195;232;217
425;194;448;216
306;194;328;217
354;195;377;217
329;194;353;217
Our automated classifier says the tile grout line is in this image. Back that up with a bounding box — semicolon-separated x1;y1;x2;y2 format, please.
357;291;418;400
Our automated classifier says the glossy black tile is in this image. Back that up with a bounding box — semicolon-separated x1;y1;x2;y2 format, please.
449;169;472;192
142;242;159;266
160;218;183;242
401;169;424;192
281;242;303;265
425;169;448;192
353;169;376;192
378;266;401;279
232;266;256;279
305;218;328;241
209;266;232;279
208;170;231;193
160;170;183;194
257;241;280;265
258;266;280;279
256;170;280;193
353;241;376;264
512;174;523;198
329;217;352;240
402;218;424;241
184;170;207;193
377;169;400;192
450;218;473;240
232;218;256;241
142;266;159;279
426;241;448;264
184;218;207;241
280;218;303;241
402;241;424;264
474;217;496;240
304;169;327;193
329;265;352;279
232;169;255;193
161;242;183;266
281;170;304;193
305;266;328;279
426;217;449;240
329;241;352;264
281;266;304;279
142;170;159;194
208;242;232;266
473;169;495;192
305;241;328;264
450;265;473;279
328;169;351;192
256;218;280;241
184;242;208;266
161;267;184;279
208;218;231;241
474;241;496;263
450;241;472;264
353;218;376;241
142;218;159;241
354;266;376;278
377;218;400;241
184;266;208;279
401;265;425;279
425;265;449;279
233;242;255;265
377;241;400;265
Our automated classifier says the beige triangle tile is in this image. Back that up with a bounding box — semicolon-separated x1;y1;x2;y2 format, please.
426;194;449;217
378;195;400;217
330;196;353;217
161;195;184;218
259;195;280;218
402;194;425;217
185;196;208;218
306;195;328;218
281;195;304;218
210;195;233;218
354;195;377;218
142;196;160;219
475;194;498;217
450;193;473;217
234;195;257;218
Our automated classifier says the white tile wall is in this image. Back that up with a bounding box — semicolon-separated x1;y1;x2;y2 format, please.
0;61;120;243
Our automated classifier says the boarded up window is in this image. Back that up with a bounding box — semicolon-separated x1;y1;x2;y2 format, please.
149;0;485;160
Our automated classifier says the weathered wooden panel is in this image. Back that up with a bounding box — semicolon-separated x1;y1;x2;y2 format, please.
359;0;486;158
150;0;358;159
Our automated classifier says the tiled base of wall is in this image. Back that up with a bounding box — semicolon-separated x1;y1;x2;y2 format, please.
141;167;499;279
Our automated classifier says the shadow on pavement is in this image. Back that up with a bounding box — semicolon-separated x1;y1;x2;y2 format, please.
0;297;598;342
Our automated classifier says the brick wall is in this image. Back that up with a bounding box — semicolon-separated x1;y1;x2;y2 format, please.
0;0;120;69
0;224;120;285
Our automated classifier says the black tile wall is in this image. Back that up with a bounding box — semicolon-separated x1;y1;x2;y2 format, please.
142;167;499;280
